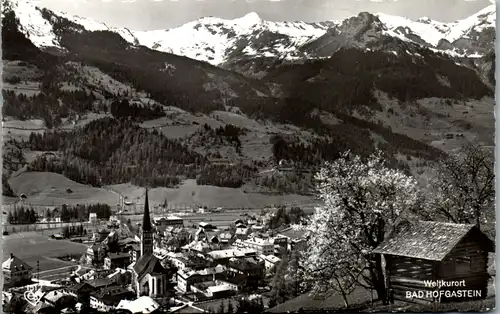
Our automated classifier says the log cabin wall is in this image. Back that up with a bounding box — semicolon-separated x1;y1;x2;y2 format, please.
386;255;437;303
438;231;490;301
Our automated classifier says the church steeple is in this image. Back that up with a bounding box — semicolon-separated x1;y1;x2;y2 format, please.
140;188;153;257
142;188;152;232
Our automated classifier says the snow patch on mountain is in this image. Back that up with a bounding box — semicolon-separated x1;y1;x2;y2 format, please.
377;13;447;46
444;4;495;42
3;0;61;49
54;11;138;44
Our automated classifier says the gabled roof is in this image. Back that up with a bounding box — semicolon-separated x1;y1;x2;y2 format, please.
372;220;494;261
88;278;112;288
2;254;32;272
133;253;166;280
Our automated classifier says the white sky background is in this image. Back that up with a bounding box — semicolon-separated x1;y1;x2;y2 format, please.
36;0;495;30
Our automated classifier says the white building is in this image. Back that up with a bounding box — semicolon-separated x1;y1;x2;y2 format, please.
89;213;98;224
153;216;184;233
234;237;274;256
2;253;32;285
259;254;282;273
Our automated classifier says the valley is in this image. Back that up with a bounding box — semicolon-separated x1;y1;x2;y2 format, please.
0;1;495;313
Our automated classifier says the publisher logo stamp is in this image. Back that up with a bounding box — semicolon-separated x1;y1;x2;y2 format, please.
24;287;43;307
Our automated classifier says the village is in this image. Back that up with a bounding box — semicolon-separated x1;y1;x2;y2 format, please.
2;190;310;313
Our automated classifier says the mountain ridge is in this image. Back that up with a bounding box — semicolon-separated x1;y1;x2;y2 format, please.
4;0;494;67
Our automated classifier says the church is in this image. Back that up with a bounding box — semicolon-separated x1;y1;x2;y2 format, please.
129;189;172;298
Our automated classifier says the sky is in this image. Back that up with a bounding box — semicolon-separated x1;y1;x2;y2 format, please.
35;0;495;31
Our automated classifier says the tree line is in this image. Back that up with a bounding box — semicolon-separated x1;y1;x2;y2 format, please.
58;203;112;222
7;206;38;224
62;224;87;238
110;98;166;119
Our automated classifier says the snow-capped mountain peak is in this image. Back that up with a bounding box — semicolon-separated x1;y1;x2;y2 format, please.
132;12;334;65
235;12;262;27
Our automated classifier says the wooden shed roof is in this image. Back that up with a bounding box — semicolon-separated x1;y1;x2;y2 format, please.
372;220;493;261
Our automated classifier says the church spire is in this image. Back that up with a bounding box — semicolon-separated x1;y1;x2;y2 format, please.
142;188;152;232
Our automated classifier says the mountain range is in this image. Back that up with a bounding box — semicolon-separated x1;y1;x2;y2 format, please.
1;0;496;199
4;0;495;67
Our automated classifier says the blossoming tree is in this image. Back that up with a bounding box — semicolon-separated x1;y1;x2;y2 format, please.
428;142;494;229
300;150;423;306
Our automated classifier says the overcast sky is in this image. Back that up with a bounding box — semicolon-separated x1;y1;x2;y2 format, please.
35;0;495;31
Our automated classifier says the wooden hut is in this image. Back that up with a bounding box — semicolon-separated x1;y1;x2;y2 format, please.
373;220;494;304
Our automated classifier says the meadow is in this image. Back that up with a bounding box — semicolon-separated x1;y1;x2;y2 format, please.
3;231;88;272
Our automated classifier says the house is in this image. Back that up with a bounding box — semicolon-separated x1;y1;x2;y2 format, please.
278;228;310;252
259;254;282;273
89;213;98;224
206;284;234;298
181;240;211;254
107;268;132;286
176;265;226;293
85;244;106;266
89;286;135;311
93;229;111;243
68;282;95;303
372;220;495;304
228;257;265;278
168;252;209;271
206;249;246;265
2;253;32;286
235;227;250;239
227;257;265;288
41;289;77;307
104;252;131;270
191;281;234;299
154;216;184;234
219;232;234;245
235;237;274;255
214;271;247;292
164;227;191;245
199;222;217;231
272;235;288;250
194;228;207;242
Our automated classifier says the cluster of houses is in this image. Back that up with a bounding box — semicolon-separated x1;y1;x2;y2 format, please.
3;191;309;313
7;187;492;313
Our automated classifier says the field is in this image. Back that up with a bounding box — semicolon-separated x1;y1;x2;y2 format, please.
374;92;495;154
2;118;46;142
6;172;314;210
7;172;121;207
108;179;314;210
2;231;88;273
